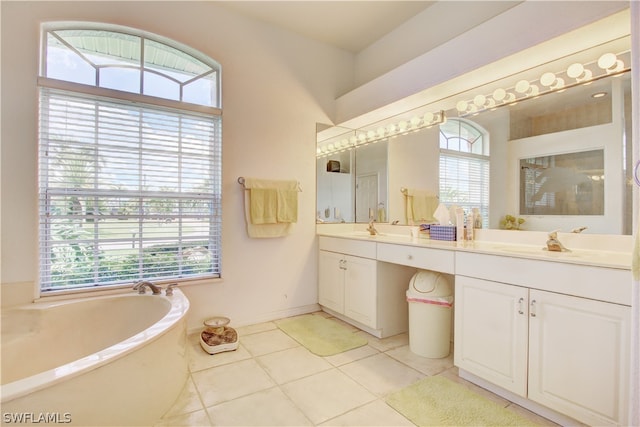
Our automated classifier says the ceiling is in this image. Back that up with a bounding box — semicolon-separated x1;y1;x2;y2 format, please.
219;1;435;53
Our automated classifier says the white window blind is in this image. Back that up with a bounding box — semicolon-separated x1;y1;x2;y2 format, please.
439;150;490;227
39;87;221;291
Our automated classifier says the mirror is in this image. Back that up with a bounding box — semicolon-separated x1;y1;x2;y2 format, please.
316;35;632;235
316;127;388;223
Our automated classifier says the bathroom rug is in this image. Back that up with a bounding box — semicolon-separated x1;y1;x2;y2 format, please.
385;375;540;426
275;314;367;356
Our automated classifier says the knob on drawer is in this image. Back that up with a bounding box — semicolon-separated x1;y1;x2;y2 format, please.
407;254;413;260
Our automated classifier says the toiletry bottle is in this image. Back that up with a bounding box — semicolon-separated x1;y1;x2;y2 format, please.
466;212;474;241
473;208;482;229
455;208;464;241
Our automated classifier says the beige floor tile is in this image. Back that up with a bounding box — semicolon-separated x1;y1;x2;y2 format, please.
240;328;300;356
192;358;275;407
385;344;454;375
281;368;376;424
339;353;424;396
188;332;252;372
207;387;312;426
162;377;204;419
319;399;414;426
324;344;379;367
362;332;409;352
257;346;333;384
154;409;212;427
235;321;277;336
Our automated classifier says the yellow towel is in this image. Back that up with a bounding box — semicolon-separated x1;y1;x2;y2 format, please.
243;178;299;238
277;189;298;223
404;188;438;224
250;188;278;224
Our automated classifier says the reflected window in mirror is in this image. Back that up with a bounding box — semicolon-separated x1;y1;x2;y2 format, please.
439;119;490;227
520;150;604;216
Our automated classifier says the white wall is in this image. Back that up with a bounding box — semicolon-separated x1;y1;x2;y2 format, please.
0;1;353;330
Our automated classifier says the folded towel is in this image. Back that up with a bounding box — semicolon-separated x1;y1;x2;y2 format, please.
277;189;298;223
243;178;299;237
245;195;293;238
250;188;278;224
404;188;438;224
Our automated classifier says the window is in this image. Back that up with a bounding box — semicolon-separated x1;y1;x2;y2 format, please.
439;118;489;227
39;24;222;292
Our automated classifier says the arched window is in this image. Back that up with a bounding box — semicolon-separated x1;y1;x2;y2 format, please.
38;23;222;292
439;118;490;227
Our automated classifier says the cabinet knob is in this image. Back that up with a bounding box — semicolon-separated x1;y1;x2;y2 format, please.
407;254;413;260
518;297;525;315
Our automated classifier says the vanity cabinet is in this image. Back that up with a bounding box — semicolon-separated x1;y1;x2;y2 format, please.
318;237;414;338
318;250;377;327
455;252;631;426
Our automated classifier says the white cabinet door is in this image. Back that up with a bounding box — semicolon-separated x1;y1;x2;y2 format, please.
528;290;630;426
454;276;529;396
343;254;377;329
318;250;345;314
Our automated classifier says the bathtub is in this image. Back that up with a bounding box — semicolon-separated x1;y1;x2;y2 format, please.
1;289;190;426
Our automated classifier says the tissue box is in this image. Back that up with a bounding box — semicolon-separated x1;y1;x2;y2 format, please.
430;225;457;241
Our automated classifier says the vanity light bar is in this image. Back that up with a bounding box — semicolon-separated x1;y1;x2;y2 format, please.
316;111;446;158
455;50;630;118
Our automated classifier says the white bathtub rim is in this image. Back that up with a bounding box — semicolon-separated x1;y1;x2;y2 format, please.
1;289;190;403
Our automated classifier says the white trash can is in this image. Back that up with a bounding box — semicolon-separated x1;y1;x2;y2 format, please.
406;270;453;358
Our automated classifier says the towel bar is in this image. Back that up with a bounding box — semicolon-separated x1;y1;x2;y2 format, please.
237;176;302;191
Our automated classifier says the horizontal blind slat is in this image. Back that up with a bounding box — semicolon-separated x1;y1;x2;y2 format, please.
39;87;222;291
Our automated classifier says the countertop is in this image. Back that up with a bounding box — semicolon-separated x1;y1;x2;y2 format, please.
317;226;632;271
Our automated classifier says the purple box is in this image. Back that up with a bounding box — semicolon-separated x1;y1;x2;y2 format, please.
430;225;457;241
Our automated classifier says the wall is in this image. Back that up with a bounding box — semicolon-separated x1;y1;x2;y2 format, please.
0;1;353;330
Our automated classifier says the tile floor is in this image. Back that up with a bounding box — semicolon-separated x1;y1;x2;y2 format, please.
155;312;556;426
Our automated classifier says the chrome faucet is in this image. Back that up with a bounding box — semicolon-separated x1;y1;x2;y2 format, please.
366;217;378;235
133;280;162;295
545;230;570;252
165;283;178;296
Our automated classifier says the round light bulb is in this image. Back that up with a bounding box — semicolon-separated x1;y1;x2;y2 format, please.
410;116;421;127
456;100;468;112
493;88;506;101
515;80;530;94
376;127;386;138
398;120;408;131
367;130;376;140
473;94;486;107
423;112;434;123
597;53;617;70
540;72;556;87
567;63;585;79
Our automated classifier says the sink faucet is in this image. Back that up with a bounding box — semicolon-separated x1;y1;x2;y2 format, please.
545;230;570;252
367;217;378;235
133;280;162;295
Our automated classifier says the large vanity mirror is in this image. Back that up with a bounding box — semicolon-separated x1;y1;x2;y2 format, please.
317;33;633;235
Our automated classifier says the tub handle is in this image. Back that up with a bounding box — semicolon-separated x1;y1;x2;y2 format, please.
165;283;178;296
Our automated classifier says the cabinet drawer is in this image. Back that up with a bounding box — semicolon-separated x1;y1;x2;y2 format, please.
319;236;376;259
377;243;454;273
456;252;631;305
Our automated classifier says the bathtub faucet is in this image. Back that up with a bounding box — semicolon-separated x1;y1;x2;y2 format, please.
133;280;162;295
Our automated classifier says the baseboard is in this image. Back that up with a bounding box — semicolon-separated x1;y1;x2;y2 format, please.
187;303;321;335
